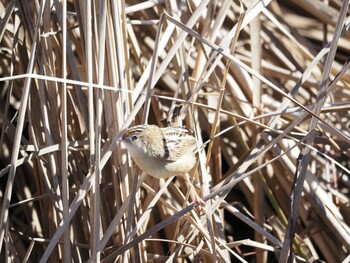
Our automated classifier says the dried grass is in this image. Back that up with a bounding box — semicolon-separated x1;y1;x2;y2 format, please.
0;0;350;262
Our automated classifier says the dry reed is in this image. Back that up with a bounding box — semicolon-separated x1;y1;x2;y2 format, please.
0;0;350;262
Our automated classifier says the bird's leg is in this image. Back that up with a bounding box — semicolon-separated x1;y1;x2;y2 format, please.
184;173;205;208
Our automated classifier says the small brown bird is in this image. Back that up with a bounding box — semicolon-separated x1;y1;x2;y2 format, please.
121;124;204;206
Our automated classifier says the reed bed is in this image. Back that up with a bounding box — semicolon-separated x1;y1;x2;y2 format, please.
1;0;350;262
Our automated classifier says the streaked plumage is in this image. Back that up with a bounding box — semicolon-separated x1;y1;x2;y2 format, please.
121;124;197;179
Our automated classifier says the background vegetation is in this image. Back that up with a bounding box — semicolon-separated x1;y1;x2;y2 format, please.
0;0;350;262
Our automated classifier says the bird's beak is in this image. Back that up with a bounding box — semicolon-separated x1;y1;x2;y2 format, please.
116;128;127;142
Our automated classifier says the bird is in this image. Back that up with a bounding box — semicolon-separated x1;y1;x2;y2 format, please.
120;124;204;206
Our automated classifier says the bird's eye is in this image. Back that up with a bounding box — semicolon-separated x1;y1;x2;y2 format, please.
131;135;138;141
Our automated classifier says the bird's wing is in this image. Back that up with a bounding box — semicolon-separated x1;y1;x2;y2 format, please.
161;127;196;161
